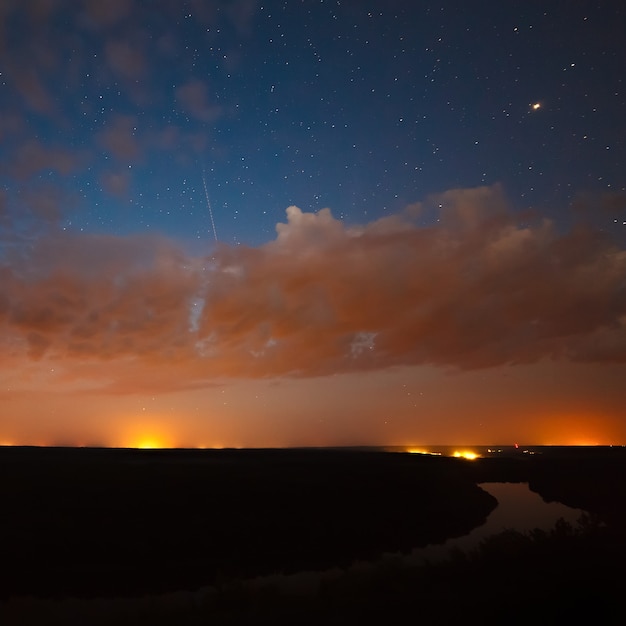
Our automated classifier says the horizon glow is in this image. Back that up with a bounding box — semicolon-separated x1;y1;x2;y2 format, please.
1;3;625;448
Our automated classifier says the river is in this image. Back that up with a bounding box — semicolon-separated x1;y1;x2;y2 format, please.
402;481;585;565
0;481;586;624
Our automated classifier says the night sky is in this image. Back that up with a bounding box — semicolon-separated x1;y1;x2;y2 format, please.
1;0;625;448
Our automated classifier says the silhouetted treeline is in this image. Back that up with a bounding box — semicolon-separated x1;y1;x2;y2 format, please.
2;515;623;625
528;455;626;528
202;516;624;625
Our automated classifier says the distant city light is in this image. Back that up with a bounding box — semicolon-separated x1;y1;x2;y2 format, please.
406;448;442;456
452;450;480;460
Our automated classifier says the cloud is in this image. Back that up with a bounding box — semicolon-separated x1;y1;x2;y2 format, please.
224;0;260;36
176;79;223;123
105;39;146;81
1;186;625;392
96;115;142;161
80;0;134;28
0;234;196;362
7;139;85;180
13;69;56;116
1;1;254;196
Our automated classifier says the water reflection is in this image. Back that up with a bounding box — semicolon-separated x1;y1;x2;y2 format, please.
406;481;584;564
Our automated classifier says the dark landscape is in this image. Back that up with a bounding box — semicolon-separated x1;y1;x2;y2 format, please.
1;446;626;624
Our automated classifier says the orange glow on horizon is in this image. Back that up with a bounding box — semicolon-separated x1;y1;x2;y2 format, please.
118;420;176;450
534;412;621;446
452;450;480;460
133;438;169;450
406;448;442;456
2;404;624;452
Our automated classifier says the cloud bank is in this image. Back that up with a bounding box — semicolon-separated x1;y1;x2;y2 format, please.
1;186;625;391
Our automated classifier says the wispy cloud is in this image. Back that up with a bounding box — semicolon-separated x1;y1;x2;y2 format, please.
176;79;223;123
96;114;142;161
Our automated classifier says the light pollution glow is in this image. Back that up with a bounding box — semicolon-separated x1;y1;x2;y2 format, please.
1;188;625;448
452;451;480;460
1;365;623;449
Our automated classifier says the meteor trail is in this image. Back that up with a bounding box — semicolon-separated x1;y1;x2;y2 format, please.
202;169;218;242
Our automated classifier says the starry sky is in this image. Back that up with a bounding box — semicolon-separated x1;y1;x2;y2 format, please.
1;0;625;448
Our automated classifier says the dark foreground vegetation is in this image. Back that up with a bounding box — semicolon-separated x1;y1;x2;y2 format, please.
1;446;626;625
0;447;496;599
3;515;624;625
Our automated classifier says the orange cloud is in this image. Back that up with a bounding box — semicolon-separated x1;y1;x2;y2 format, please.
1;186;625;393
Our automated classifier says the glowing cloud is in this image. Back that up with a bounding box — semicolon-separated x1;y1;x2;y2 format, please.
1;186;625;394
